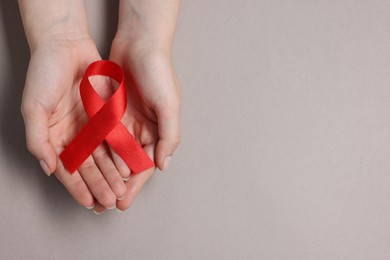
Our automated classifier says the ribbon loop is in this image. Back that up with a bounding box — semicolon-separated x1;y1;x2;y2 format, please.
60;60;155;174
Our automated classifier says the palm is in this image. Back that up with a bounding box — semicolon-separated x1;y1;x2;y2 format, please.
121;97;158;155
24;39;102;153
106;38;180;211
109;39;164;157
48;88;87;154
23;39;130;209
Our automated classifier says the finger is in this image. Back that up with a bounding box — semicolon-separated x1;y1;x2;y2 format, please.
110;121;153;181
92;144;126;199
21;102;57;175
155;100;180;171
109;147;131;180
78;156;117;209
54;161;95;208
116;144;156;211
92;202;106;215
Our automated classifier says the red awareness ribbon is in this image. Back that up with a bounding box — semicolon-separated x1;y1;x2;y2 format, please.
60;60;155;174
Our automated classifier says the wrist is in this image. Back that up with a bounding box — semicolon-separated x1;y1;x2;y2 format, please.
18;0;90;51
27;34;93;62
112;35;173;64
115;0;180;52
27;29;90;52
114;31;173;55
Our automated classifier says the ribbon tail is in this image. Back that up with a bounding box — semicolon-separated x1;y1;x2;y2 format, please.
106;123;155;174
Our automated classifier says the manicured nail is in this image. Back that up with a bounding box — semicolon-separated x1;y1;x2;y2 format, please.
117;196;125;201
162;156;172;171
116;207;125;213
39;160;51;176
93;209;104;215
86;204;95;210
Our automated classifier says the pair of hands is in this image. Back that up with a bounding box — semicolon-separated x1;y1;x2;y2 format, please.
21;33;180;213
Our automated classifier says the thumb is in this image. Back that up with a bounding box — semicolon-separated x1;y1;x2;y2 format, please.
155;102;181;172
21;102;57;176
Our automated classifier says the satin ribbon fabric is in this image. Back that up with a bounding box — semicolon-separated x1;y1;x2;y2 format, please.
60;60;155;174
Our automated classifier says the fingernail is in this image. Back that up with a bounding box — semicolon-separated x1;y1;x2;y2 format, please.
116;207;125;213
162;156;172;171
39;160;51;176
123;176;130;181
107;205;116;210
93;209;104;215
86;204;95;210
117;196;125;201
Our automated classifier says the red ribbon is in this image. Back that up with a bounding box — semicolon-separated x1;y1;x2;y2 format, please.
60;60;155;174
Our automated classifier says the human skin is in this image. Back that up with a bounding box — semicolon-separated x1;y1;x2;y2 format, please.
95;0;181;213
18;0;127;210
18;0;181;214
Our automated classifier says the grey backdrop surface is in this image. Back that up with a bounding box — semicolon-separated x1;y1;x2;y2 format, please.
1;0;390;259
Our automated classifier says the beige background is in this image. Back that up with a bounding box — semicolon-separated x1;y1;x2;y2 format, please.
1;0;390;259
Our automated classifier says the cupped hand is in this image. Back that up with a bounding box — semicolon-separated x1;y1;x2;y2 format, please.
21;37;128;209
93;37;181;213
